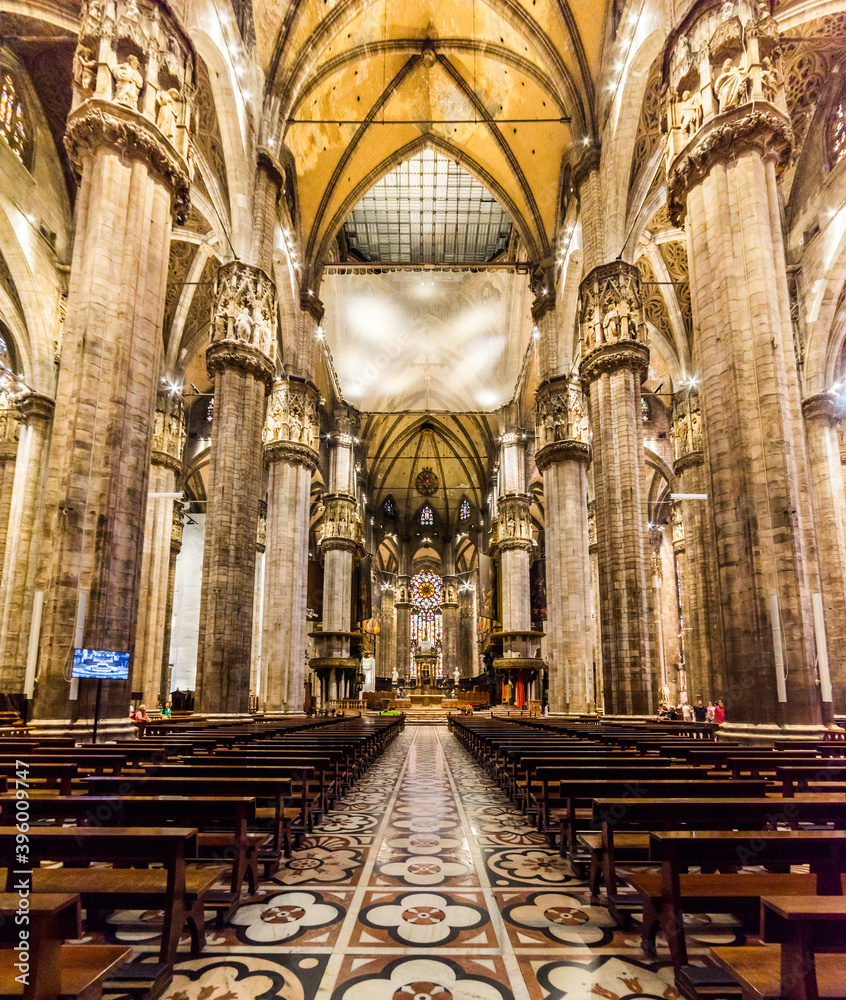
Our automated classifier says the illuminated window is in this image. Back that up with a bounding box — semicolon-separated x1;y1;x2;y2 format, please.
641;397;650;422
382;496;397;519
459;498;470;521
409;571;444;678
831;97;846;168
206;397;214;422
0;74;27;164
420;504;434;526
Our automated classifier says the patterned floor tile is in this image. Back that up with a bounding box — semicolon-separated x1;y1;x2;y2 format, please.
330;954;516;1000
350;890;497;947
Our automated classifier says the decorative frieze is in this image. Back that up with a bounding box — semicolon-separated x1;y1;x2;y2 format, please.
263;379;320;471
207;262;277;384
535;377;591;471
151;389;185;473
664;0;791;223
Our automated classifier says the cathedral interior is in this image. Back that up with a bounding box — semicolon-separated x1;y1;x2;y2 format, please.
2;0;846;996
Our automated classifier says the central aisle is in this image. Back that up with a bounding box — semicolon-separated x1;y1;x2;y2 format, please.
155;726;727;1000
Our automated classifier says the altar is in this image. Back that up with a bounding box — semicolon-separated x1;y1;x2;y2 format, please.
409;693;444;707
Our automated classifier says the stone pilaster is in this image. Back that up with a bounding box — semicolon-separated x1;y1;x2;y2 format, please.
0;393;54;696
579;261;654;716
195;262;276;717
377;585;395;678
587;499;602;710
802;393;846;714
262;379;319;711
31;0;194;735
459;583;476;679
134;389;185;706
0;391;20;574
665;0;825;726
536;375;592;713
671;386;725;704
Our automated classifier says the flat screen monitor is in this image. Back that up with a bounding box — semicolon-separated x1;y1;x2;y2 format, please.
72;648;131;680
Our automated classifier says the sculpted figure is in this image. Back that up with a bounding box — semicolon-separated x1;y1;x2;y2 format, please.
235;307;253;343
760;56;781;103
678;89;702;137
602;302;620;342
690;409;702;448
156;87;179;140
714;57;747;112
74;46;97;93
676;415;690;455
113;55;144;109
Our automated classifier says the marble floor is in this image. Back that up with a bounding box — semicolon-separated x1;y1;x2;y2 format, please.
113;726;741;1000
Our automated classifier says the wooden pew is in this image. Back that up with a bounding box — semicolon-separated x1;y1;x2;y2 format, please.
0;762;76;796
0;826;223;966
0;892;132;1000
710;895;846;1000
0;794;264;915
778;764;846;796
634;830;846;985
83;774;297;863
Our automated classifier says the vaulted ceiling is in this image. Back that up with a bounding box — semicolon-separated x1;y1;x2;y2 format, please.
258;0;611;272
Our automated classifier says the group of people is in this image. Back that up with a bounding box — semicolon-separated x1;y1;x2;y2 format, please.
659;697;725;724
129;700;173;725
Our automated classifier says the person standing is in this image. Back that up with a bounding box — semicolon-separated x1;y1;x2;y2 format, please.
706;701;716;723
693;699;707;722
714;699;725;725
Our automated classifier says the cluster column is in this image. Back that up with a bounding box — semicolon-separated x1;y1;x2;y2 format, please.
801;394;846;713
665;0;825;726
440;574;459;683
195;262;276;717
670;386;724;703
394;573;412;683
535;375;592;713
579;262;654;716
31;0;194;734
134;389;185;706
311;414;364;702
0;393;19;572
262;378;319;711
0;393;54;698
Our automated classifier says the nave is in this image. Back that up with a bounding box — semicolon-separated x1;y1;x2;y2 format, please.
113;727;727;1000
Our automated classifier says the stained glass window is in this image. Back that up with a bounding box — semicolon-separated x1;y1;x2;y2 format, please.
409;571;444;678
206;397;214;422
0;75;27;164
831;97;846;168
420;504;434;526
459;498;470;521
641;397;649;422
382;496;397;519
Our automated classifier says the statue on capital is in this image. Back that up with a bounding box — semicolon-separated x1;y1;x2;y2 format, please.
113;55;144;109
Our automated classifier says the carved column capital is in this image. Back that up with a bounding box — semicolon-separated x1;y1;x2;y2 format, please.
264;378;320;470
578;260;648;366
802;392;845;426
318;493;364;557
663;0;792;224
492;493;534;554
207;262;277;387
580;341;650;383
171;499;183;553
18;391;56;424
671;385;703;464
535;376;591;469
151;388;185;473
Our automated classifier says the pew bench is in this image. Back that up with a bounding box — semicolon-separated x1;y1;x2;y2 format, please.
0;826;223;966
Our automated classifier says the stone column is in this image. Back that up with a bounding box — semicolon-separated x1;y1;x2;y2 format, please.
262;379;319;711
0;393;54;696
665;1;825;727
0;392;19;573
250;503;266;706
195;262;276;717
802;393;846;713
458;583;476;678
588;500;602;710
440;574;459;682
159;500;182;705
134;389;184;706
377;584;395;679
311;415;363;686
31;1;194;735
395;575;412;680
579;262;654;716
536;375;592;713
671;386;725;704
